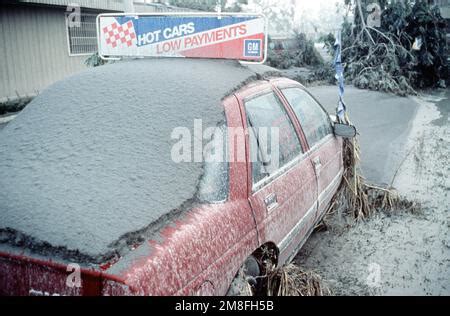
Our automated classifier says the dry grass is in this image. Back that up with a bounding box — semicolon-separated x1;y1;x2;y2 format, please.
260;264;331;296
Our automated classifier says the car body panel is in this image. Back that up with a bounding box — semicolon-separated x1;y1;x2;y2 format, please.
309;135;343;214
110;201;258;296
272;78;344;212
235;83;319;266
0;251;128;296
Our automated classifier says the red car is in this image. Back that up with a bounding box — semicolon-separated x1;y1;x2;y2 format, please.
0;58;355;296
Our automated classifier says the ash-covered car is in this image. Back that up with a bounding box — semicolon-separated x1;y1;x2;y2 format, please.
0;57;356;296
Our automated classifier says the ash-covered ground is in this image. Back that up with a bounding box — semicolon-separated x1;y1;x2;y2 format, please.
295;87;449;296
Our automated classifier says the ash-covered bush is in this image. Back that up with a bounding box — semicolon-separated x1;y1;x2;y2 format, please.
266;32;324;69
310;63;336;85
85;52;109;68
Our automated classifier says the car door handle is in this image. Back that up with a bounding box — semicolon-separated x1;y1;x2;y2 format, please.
264;193;278;212
313;157;322;169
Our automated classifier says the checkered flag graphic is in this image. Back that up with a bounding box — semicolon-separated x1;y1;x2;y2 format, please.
102;21;137;48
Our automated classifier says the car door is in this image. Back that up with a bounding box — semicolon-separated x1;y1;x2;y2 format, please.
279;87;344;217
236;85;318;265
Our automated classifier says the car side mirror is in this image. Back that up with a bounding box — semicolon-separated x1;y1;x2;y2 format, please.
333;123;357;139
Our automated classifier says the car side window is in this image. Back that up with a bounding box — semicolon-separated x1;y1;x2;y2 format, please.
281;88;333;148
245;92;302;185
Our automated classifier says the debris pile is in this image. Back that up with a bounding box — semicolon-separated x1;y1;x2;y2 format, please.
338;137;420;221
267;32;324;70
262;264;332;296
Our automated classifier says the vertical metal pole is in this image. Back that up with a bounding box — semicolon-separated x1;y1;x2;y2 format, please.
216;0;222;20
334;29;347;124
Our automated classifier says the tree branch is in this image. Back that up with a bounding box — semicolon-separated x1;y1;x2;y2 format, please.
356;0;376;45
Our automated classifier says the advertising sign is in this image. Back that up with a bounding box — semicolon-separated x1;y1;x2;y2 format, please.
97;13;267;63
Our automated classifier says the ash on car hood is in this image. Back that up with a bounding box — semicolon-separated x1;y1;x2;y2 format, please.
0;58;274;262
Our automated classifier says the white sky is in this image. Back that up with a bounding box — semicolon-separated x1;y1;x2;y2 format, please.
140;0;345;36
293;0;344;25
296;0;330;11
138;0;338;15
242;0;345;36
245;0;336;12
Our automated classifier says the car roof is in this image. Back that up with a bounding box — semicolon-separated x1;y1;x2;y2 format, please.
0;58;280;264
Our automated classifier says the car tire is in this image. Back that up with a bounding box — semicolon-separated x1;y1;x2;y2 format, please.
226;256;260;296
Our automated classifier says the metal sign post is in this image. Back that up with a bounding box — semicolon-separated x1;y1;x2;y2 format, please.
97;13;268;64
334;29;347;123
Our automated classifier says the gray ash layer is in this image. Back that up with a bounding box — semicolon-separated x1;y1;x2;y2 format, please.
0;58;279;264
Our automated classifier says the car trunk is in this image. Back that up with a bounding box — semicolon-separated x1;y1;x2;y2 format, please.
0;251;130;296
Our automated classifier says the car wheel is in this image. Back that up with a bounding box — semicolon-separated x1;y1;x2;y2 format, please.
226;256;260;296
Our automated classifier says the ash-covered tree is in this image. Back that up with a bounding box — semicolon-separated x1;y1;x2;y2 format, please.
168;0;218;11
168;0;247;12
323;0;448;95
252;0;296;36
266;31;324;69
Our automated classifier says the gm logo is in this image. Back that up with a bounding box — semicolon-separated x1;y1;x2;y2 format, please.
244;39;262;58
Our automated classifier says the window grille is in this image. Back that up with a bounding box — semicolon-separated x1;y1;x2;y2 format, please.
66;13;98;55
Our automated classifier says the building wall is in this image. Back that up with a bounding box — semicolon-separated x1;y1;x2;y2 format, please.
17;0;125;11
0;2;193;101
0;4;89;101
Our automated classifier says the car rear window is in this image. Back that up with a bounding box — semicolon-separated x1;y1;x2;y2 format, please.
198;125;229;203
